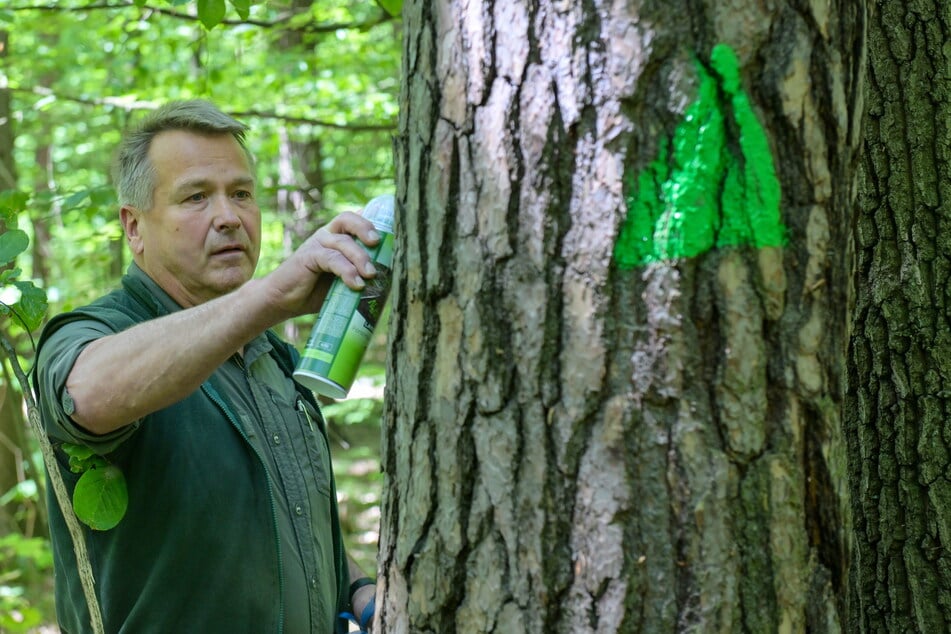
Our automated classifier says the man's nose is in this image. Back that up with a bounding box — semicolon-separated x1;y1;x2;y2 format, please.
212;195;242;230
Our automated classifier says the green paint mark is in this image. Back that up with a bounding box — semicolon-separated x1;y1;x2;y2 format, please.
615;44;785;269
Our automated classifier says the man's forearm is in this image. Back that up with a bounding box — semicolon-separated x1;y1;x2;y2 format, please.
66;278;281;435
65;211;379;436
348;556;376;628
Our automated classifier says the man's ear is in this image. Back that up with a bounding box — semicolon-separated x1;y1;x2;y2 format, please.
120;205;145;256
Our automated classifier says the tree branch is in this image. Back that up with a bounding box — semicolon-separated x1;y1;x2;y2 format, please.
10;86;396;132
230;108;396;132
6;2;394;33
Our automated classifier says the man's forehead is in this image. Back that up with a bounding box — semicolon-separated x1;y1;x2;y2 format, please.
148;129;249;161
148;130;254;187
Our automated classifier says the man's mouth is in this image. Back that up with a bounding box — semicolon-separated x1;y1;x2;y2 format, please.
212;244;245;256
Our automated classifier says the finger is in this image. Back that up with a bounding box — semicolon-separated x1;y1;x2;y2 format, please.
316;250;366;291
326;211;381;247
313;230;377;280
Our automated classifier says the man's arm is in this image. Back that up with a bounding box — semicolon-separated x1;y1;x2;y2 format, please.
67;213;379;435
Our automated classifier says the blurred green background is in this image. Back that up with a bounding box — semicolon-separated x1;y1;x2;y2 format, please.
0;0;400;630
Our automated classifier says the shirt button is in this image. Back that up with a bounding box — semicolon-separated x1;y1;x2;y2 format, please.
310;577;317;589
272;434;281;444
295;504;303;516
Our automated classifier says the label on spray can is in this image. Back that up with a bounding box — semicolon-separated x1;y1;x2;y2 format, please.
294;194;395;399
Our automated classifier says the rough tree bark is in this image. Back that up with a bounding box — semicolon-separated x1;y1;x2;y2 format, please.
845;0;951;631
379;1;865;632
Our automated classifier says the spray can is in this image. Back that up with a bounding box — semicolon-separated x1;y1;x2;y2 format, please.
293;193;395;399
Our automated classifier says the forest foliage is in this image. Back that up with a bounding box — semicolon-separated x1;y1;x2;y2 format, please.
0;0;401;629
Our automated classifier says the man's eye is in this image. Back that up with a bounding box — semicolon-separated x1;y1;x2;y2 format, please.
235;190;253;200
186;193;206;203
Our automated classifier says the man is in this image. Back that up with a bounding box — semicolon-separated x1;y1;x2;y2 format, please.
34;100;377;633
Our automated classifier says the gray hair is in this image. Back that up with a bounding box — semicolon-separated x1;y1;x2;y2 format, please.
112;100;253;211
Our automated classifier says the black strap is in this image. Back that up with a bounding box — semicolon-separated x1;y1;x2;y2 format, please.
349;576;375;599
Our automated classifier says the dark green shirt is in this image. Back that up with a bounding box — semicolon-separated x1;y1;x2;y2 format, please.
34;263;350;633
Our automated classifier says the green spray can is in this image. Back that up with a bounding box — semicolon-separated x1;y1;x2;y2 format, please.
293;194;395;399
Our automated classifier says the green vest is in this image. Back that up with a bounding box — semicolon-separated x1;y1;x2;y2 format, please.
34;270;351;633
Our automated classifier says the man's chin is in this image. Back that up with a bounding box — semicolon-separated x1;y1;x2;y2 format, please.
220;275;253;294
212;267;255;295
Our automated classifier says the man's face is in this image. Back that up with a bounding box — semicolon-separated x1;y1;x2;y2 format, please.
123;130;262;308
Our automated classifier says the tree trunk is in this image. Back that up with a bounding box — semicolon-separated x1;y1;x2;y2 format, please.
379;1;865;632
845;0;951;631
31;142;54;283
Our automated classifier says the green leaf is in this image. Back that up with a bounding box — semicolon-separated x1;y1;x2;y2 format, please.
69;455;108;473
90;186;117;207
132;0;147;7
0;267;21;284
197;0;227;29
0;190;29;208
13;281;48;331
73;465;128;531
61;443;96;461
63;443;101;473
230;0;251;20
62;189;91;210
376;0;403;17
0;229;28;266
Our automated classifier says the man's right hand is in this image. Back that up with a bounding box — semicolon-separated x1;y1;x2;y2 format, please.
259;211;381;321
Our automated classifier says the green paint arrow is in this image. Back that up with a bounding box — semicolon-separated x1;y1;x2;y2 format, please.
615;44;785;269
